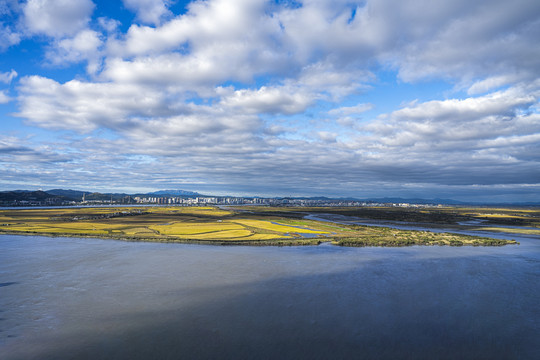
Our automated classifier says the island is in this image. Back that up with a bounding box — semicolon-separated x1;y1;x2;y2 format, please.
0;205;532;246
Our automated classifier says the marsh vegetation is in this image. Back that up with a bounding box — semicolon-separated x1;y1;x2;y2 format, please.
0;206;521;246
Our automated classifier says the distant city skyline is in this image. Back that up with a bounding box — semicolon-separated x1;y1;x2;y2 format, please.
1;187;501;206
1;0;539;203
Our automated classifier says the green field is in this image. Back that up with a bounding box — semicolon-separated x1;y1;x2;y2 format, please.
0;206;519;246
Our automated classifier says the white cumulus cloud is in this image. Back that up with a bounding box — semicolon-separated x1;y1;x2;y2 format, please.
23;0;95;37
0;90;11;104
0;69;17;84
329;103;374;116
122;0;172;25
46;30;103;73
6;0;540;200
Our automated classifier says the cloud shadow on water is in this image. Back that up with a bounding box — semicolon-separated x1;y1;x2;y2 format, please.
0;282;18;288
2;253;539;360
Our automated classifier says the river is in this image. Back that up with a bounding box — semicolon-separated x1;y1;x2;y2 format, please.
1;229;539;359
305;213;538;240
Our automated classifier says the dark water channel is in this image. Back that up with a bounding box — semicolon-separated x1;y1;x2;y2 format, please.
1;232;539;359
305;213;539;241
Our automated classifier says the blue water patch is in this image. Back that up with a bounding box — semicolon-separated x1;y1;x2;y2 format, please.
1;233;539;359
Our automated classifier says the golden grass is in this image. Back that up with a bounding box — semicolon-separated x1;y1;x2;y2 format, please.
122;227;157;235
0;206;519;246
187;229;254;239
232;219;329;234
474;227;540;235
234;233;292;240
469;213;533;219
274;219;349;232
5;225;110;235
149;222;244;236
147;206;232;217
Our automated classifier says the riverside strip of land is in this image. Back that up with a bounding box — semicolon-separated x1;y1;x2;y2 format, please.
0;205;531;246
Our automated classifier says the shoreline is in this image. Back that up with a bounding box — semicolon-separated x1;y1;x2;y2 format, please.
0;206;524;247
0;229;517;247
0;230;322;247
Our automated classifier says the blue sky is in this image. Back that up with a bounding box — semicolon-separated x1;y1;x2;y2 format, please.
1;0;539;202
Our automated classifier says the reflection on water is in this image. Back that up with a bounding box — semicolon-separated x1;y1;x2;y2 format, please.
1;234;539;359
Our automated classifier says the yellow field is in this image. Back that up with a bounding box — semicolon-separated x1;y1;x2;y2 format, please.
234;233;291;240
0;206;518;246
4;219;135;235
149;222;245;236
187;229;254;239
474;227;540;235
122;227;156;235
0;207;318;242
466;213;532;219
5;224;110;235
232;219;329;234
149;207;232;217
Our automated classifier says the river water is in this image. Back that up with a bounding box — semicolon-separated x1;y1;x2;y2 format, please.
1;230;539;359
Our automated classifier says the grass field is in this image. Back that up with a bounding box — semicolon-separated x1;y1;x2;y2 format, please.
0;206;519;246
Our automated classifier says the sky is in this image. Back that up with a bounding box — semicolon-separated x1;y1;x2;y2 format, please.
0;0;539;202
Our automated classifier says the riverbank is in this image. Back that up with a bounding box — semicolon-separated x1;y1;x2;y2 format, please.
0;206;520;247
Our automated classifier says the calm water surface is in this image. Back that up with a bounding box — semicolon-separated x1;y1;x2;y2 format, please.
1;232;539;359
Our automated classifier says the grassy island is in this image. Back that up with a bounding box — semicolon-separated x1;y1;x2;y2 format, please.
0;206;520;246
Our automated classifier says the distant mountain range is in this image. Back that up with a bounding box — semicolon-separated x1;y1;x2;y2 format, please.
47;189;131;201
146;190;201;196
0;189;203;204
0;190;69;202
0;189;539;206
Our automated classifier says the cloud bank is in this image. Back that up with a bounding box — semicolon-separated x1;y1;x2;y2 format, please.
0;0;539;201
